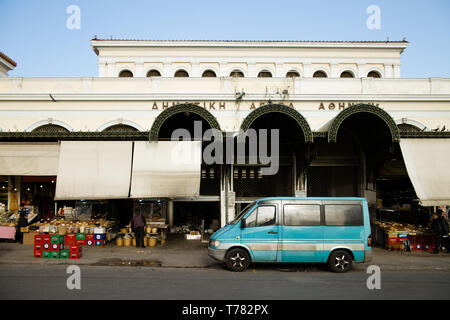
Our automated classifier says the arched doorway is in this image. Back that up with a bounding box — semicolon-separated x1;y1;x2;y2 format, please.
149;104;222;233
237;104;312;199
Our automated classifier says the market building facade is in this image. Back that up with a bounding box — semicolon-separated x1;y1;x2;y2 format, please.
0;40;449;238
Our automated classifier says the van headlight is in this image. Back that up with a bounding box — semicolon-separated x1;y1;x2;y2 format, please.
209;240;220;248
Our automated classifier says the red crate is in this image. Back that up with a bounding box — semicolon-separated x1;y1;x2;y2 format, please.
76;239;86;246
42;242;51;250
85;239;94;246
34;250;42;258
42;235;51;244
34;235;43;244
65;233;76;240
69;252;82;259
85;234;95;241
34;244;42;251
69;244;82;253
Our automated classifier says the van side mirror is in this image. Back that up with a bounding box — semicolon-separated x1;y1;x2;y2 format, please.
241;218;246;229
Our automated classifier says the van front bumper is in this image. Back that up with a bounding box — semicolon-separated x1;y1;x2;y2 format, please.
208;247;227;262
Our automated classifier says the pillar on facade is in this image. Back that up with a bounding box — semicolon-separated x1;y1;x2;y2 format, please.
168;200;174;231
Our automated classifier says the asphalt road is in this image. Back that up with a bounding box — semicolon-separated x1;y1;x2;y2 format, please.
0;264;449;300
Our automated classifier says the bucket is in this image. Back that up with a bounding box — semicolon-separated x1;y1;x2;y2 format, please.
124;238;131;247
132;238;136;247
116;238;123;247
143;237;148;247
149;237;157;247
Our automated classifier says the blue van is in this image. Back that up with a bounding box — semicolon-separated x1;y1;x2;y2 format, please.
208;197;372;272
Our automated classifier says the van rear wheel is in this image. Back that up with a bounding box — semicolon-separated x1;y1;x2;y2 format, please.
225;248;250;272
328;250;353;273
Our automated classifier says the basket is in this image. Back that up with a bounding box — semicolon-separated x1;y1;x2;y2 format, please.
149;237;157;247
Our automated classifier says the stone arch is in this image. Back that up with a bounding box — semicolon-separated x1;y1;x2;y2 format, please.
97;119;145;132
395;118;426;131
327;104;400;143
239;104;313;143
26;119;73;132
149;103;222;141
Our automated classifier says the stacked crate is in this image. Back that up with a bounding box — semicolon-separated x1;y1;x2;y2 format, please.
34;234;82;259
94;233;106;247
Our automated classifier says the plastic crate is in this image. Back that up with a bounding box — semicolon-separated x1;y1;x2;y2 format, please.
34;234;43;245
76;233;86;240
69;252;82;259
94;240;105;247
34;250;42;258
42;251;52;259
51;251;60;259
85;234;95;241
42;242;51;250
94;233;106;240
60;250;70;259
51;235;64;244
85;239;94;246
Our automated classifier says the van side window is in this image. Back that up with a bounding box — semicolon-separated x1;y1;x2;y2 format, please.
324;204;363;226
283;204;321;226
246;206;276;227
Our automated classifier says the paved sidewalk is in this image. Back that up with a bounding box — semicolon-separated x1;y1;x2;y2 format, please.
0;240;449;271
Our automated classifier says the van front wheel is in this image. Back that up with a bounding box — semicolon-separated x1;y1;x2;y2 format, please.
328;250;353;273
225;248;250;272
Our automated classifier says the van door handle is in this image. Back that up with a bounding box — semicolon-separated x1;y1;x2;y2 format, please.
268;231;278;234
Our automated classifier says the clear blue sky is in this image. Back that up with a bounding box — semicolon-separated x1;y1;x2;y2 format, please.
0;0;449;78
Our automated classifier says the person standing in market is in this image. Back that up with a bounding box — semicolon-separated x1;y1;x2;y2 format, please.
15;203;30;244
431;209;450;253
131;211;146;249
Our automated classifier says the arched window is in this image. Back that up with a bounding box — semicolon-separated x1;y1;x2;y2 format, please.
118;70;133;78
174;69;189;77
340;71;354;78
202;70;217;77
103;124;139;133
398;123;421;132
147;69;161;77
32;124;70;133
313;70;327;78
367;70;381;78
230;70;244;78
258;70;272;78
286;70;300;78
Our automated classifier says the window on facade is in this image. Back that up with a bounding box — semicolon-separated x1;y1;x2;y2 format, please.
102;124;139;133
257;71;272;78
398;123;421;132
246;205;276;227
202;70;217;77
118;70;133;78
367;71;381;78
174;70;189;77
313;70;327;78
286;71;300;78
283;204;321;226
340;71;354;78
324;204;363;226
146;69;161;77
230;70;244;78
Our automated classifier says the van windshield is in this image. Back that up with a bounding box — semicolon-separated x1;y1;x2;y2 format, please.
230;201;256;225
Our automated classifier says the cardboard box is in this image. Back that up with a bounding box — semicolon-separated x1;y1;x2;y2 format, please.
23;232;38;245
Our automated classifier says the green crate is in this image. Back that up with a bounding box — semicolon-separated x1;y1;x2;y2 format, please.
42;251;52;259
76;233;86;240
60;249;70;259
51;235;64;244
51;251;60;259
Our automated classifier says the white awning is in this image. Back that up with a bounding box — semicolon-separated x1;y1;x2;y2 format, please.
130;141;201;198
400;139;450;206
55;141;133;200
0;142;60;176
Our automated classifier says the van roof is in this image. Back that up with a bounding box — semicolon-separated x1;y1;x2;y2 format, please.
256;197;367;202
